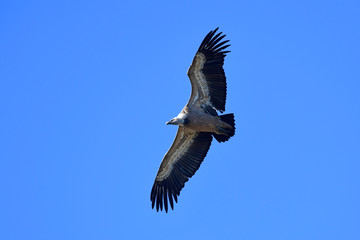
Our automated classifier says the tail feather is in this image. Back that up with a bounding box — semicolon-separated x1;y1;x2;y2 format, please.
213;113;235;143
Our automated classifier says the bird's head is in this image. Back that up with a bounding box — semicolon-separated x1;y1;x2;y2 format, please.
166;117;186;126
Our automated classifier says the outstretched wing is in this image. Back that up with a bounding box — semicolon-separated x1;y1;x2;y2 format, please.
151;127;213;212
187;28;230;112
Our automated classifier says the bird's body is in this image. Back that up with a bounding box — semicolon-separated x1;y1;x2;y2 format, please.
174;105;233;134
151;28;235;212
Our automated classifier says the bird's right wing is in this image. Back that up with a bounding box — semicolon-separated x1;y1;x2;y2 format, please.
151;127;213;212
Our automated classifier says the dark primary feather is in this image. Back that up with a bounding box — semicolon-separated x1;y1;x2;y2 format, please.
197;28;230;112
150;132;213;212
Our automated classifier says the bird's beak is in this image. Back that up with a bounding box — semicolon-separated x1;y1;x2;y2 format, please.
166;120;173;125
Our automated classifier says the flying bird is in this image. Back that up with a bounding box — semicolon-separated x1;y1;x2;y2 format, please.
151;28;235;212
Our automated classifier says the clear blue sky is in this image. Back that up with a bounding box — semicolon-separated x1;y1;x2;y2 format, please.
1;1;359;239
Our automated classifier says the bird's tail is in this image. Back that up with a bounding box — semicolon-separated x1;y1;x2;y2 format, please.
213;113;236;143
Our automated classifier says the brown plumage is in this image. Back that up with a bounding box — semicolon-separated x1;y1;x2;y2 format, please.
151;28;235;212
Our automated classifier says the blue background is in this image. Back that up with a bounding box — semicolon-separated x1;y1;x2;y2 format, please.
1;1;359;239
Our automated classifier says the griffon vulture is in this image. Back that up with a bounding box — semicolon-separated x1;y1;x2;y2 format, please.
151;28;235;212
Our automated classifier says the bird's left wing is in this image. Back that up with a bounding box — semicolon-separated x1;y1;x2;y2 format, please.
187;28;230;113
151;127;212;212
